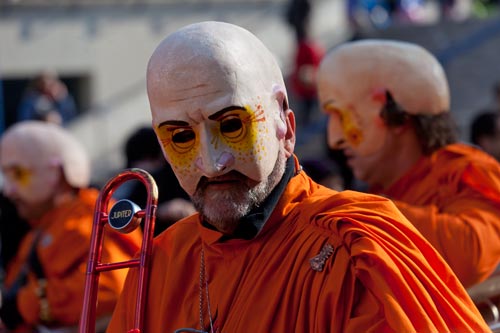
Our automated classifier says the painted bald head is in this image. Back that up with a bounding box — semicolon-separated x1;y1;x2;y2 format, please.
146;21;295;233
0;121;90;220
147;21;293;196
317;39;449;155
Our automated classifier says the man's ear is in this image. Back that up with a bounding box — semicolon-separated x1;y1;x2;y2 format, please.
273;85;288;138
273;85;296;157
282;106;296;158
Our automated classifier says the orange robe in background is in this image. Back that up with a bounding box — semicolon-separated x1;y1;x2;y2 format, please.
108;158;489;333
376;143;500;288
4;188;142;330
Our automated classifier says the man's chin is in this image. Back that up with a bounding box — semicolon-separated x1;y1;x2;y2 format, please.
15;204;41;222
13;203;27;217
17;209;33;221
195;191;250;225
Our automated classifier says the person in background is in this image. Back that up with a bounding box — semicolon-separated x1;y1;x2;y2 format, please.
107;21;489;333
494;81;500;111
0;121;142;332
317;39;500;290
470;110;500;161
17;71;78;126
118;126;195;236
285;0;325;128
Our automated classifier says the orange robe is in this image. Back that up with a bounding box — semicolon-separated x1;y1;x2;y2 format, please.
375;143;500;288
3;188;142;330
108;158;489;333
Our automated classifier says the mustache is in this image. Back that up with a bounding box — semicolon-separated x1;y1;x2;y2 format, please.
196;170;249;190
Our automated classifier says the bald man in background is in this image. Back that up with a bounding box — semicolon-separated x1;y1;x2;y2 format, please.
317;39;500;290
0;121;142;332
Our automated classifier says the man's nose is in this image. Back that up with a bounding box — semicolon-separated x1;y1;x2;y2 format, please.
327;115;346;149
195;128;235;177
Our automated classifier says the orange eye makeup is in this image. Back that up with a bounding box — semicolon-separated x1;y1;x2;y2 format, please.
325;104;363;147
3;165;32;187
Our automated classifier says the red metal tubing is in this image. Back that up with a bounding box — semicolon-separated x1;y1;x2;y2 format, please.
79;168;158;333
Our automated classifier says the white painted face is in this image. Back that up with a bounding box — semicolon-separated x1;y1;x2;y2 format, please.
147;21;290;196
0;124;61;220
320;83;388;156
317;39;450;157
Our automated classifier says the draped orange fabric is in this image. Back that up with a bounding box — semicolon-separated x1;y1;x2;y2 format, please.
4;188;142;329
108;161;489;333
376;143;500;288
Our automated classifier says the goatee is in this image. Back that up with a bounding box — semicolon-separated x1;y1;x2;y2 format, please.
191;152;286;234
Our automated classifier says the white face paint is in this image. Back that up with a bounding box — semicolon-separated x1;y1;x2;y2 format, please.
317;39;450;157
0;126;60;220
319;84;389;156
147;21;290;196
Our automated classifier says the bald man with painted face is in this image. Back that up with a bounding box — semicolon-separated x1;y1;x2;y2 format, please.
317;40;500;290
107;22;490;333
0;121;142;332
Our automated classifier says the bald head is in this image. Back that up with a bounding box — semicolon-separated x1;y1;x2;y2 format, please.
318;39;450;116
1;121;90;189
147;21;287;125
0;121;90;220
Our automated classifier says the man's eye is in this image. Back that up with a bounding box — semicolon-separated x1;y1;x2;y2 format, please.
220;116;245;141
14;168;28;179
5;166;31;185
171;128;195;153
172;128;195;143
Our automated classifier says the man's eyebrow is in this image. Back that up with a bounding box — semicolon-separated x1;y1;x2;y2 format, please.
1;164;26;175
158;120;190;128
2;163;20;170
208;106;246;120
322;100;336;110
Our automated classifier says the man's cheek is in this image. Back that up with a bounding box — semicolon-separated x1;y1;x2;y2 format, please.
168;149;196;172
160;147;199;195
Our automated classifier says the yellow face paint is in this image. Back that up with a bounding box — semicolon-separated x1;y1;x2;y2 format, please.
213;105;265;151
155;123;199;181
155;105;267;181
3;165;32;187
325;105;363;147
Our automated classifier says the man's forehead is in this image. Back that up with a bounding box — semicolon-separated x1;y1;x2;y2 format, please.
147;23;253;91
149;57;271;126
148;45;257;114
151;80;244;126
320;84;365;111
1;138;40;164
1;142;38;171
1;128;50;166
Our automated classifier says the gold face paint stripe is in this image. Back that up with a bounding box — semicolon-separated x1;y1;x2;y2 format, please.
3;165;33;187
324;103;363;147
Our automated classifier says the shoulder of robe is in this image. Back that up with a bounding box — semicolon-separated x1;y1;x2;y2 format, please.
298;189;414;238
438;143;499;168
437;144;500;198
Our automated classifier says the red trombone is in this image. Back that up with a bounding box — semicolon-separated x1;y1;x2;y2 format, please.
79;168;158;333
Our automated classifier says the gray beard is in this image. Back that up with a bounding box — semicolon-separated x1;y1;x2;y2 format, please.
191;151;287;234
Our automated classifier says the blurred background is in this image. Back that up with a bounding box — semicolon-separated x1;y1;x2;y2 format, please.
1;0;499;187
